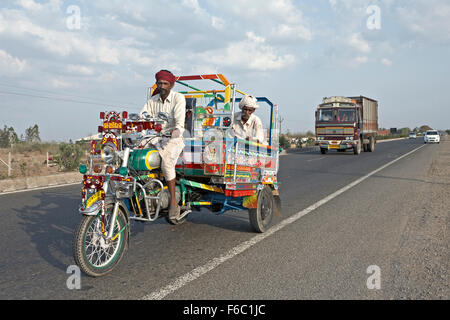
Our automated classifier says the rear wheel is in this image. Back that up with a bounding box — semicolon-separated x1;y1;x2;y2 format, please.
320;148;328;154
249;186;274;233
368;136;375;152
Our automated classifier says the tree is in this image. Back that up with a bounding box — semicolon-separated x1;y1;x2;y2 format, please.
24;124;41;143
419;125;433;132
399;127;411;136
54;141;84;171
0;125;19;148
279;134;290;149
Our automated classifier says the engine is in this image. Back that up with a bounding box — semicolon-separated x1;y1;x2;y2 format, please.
144;181;181;211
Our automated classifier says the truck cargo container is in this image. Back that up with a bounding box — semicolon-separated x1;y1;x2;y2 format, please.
315;96;379;155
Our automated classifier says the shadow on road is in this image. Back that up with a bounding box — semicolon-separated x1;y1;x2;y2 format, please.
13;189;80;272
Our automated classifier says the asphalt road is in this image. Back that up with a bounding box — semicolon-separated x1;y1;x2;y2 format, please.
0;137;447;300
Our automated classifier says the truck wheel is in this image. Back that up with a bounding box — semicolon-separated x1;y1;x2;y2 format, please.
353;138;361;155
368;136;375;152
249;186;274;233
320;148;328;154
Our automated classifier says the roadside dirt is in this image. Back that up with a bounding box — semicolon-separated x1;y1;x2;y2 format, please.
388;137;449;299
0;147;76;180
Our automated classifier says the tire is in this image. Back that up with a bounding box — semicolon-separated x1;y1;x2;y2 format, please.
320;148;328;154
363;144;368;152
73;203;129;277
368;136;375;152
249;186;274;233
353;138;362;155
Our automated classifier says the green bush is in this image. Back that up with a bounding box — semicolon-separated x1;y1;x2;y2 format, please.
279;134;290;149
54;142;84;171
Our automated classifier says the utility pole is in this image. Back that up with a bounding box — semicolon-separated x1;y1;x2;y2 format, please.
279;117;284;135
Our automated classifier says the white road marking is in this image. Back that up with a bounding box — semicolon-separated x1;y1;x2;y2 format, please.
0;182;80;196
307;156;326;162
141;144;426;300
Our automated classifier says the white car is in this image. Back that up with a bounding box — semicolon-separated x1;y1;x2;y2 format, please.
424;130;440;144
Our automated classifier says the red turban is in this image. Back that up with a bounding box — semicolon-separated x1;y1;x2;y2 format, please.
155;70;176;83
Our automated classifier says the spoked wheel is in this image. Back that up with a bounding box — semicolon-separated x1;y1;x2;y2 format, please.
249;186;274;233
73;203;129;277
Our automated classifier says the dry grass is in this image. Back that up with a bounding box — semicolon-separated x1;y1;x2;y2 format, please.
0;142;89;180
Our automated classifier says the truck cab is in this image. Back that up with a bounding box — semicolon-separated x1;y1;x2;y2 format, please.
315;96;378;155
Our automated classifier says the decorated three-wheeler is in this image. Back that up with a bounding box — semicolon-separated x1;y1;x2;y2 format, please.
73;74;282;276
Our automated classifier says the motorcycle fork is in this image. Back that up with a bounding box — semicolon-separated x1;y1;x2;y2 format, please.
106;201;120;240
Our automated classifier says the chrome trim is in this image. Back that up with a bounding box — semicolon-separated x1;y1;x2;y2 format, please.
79;201;102;216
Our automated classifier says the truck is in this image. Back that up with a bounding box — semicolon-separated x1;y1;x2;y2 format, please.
315;96;378;155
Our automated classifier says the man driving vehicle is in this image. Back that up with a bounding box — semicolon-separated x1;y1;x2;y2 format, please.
230;95;267;144
140;70;186;221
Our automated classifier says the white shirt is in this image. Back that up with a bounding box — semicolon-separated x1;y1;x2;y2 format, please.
140;90;186;134
231;112;266;144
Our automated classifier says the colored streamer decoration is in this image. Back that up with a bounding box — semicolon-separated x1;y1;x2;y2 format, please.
242;193;258;208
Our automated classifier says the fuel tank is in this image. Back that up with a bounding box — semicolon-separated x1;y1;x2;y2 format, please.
128;148;161;171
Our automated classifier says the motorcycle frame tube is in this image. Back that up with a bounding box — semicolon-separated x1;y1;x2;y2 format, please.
136;179;165;221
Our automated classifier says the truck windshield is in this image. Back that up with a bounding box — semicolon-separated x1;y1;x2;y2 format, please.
337;109;355;122
318;109;333;122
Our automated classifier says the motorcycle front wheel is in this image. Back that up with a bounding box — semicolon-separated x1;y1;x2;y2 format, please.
73;204;128;277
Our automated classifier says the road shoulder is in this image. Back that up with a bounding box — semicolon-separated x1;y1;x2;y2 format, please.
387;139;449;299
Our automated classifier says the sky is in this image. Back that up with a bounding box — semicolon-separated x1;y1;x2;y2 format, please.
0;0;449;141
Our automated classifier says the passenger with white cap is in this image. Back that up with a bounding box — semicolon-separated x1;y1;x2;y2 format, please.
230;95;267;144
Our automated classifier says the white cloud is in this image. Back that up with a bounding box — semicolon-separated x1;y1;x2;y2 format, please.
51;78;71;88
97;71;117;83
67;64;94;76
16;0;43;11
0;49;27;75
196;32;295;71
396;0;450;44
0;9;122;65
271;23;313;42
181;0;225;30
349;33;371;54
381;58;392;66
206;0;312;43
354;56;368;65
